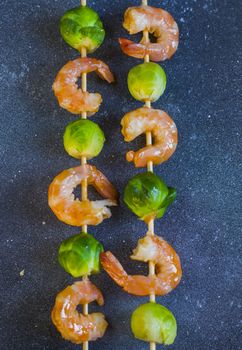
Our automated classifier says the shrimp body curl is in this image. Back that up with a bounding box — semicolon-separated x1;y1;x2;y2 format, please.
101;235;182;296
121;107;178;167
48;164;118;226
51;279;108;344
119;6;179;62
53;57;114;115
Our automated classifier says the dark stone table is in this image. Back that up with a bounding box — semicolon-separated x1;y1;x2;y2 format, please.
0;0;241;349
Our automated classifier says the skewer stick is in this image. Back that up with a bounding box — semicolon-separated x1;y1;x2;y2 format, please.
142;1;156;350
81;3;88;350
80;46;88;236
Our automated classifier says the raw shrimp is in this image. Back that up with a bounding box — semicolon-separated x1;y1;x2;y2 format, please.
121;107;178;167
101;235;182;296
53;57;114;115
51;279;108;344
48;164;118;226
119;6;179;62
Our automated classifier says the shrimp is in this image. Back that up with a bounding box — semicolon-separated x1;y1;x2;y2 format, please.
119;6;179;62
101;235;182;296
48;164;118;226
121;107;178;167
53;57;114;115
51;279;108;344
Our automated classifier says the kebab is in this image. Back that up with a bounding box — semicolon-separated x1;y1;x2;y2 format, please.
48;1;118;349
101;1;182;348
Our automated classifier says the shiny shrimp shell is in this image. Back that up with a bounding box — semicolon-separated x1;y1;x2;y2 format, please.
51;279;108;344
53;57;114;115
121;107;178;167
48;164;118;226
119;6;179;62
101;235;182;296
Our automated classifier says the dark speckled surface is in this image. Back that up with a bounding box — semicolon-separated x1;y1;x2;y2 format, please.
0;0;241;349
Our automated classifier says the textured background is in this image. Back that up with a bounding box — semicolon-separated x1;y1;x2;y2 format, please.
0;0;241;349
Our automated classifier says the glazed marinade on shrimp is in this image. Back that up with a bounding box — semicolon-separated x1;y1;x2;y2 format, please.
101;235;182;296
119;5;179;62
121;107;178;167
53;57;114;115
51;279;108;344
48;164;118;226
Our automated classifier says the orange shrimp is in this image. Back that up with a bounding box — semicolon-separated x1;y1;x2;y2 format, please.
101;235;182;296
119;6;179;62
48;164;118;226
121;107;178;167
53;57;114;115
51;279;108;344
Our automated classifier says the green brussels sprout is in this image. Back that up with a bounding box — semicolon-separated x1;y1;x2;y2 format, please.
58;233;104;278
127;62;166;102
63;119;105;159
60;6;105;53
131;302;177;345
124;172;176;221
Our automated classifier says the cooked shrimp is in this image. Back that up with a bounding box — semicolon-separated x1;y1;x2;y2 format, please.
53;57;114;115
51;279;108;344
119;6;179;62
48;164;118;226
101;235;182;296
121;107;178;167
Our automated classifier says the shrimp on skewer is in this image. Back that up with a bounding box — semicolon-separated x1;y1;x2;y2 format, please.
48;164;118;226
53;57;114;115
119;6;179;62
121;107;178;167
101;235;182;296
51;279;108;344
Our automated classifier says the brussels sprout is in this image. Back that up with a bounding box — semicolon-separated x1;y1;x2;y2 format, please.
127;62;166;102
63;119;105;159
124;172;176;221
58;233;104;277
60;6;105;53
131;302;177;345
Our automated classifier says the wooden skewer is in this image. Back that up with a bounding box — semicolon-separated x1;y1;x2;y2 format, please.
81;3;88;350
142;1;156;350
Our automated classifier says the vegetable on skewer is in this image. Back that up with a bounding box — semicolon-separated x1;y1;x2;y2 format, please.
58;233;104;278
128;62;167;102
124;172;176;222
64;119;105;159
60;6;105;53
131;303;177;345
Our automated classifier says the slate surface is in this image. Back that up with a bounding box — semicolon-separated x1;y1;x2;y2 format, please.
0;0;241;349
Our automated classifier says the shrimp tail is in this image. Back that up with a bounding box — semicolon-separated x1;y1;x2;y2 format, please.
86;165;119;200
96;64;115;83
100;252;128;288
119;38;146;59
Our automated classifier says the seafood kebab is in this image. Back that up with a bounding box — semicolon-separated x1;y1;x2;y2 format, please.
49;1;118;348
101;0;182;348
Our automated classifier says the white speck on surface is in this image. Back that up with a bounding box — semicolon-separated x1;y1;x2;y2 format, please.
20;269;25;277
